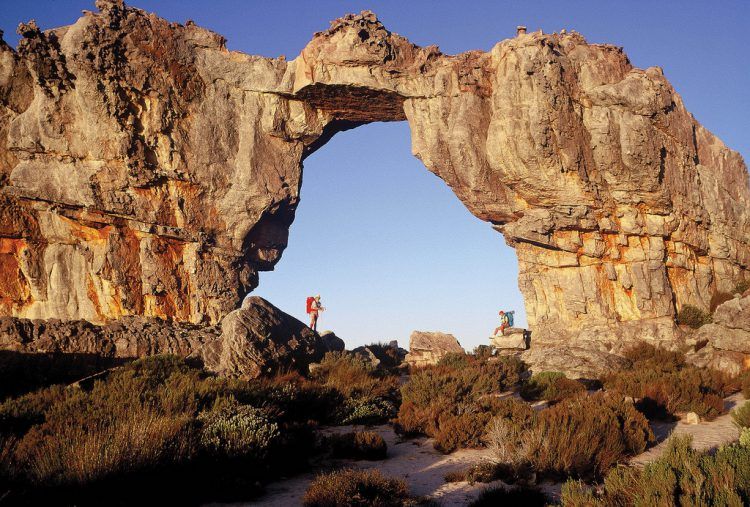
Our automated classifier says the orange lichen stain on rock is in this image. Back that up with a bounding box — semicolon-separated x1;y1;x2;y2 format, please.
86;275;106;321
0;247;31;308
68;218;113;243
743;355;750;371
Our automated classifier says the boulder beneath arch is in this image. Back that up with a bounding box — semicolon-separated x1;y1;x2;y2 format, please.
0;2;748;351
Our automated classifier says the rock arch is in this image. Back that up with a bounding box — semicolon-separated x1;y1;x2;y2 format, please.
0;2;748;348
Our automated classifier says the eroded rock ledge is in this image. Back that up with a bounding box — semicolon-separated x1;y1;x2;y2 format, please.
1;1;748;347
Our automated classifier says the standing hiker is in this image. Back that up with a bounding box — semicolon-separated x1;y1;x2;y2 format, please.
306;294;325;331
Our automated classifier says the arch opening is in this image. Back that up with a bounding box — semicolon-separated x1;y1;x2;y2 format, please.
254;121;527;350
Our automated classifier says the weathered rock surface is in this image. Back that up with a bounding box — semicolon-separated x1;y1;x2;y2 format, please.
521;345;632;379
201;296;327;378
687;294;750;375
0;314;217;358
1;296;327;379
490;328;529;350
319;330;346;352
406;331;464;367
0;2;748;349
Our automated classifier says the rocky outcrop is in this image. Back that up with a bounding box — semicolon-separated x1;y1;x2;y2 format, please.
406;331;464;367
201;296;327;378
521;345;632;379
319;330;346;352
1;2;748;349
490;328;529;350
688;294;750;375
1;296;327;378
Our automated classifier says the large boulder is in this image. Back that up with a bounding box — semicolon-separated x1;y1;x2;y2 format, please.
319;330;346;352
521;346;632;380
490;328;529;350
201;296;327;378
405;331;464;367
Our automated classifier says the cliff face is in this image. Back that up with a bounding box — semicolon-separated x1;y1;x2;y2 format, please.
1;2;748;346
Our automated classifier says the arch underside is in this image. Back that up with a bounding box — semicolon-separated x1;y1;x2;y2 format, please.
0;4;748;349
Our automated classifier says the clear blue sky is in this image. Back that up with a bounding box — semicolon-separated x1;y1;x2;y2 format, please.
2;1;748;350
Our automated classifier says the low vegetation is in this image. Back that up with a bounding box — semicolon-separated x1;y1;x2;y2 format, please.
733;401;750;429
486;392;653;480
394;353;525;453
561;435;750;506
469;485;548;507
325;431;388;460
603;343;731;420
519;371;585;403
311;352;400;425
303;468;412;507
676;304;712;328
0;354;398;504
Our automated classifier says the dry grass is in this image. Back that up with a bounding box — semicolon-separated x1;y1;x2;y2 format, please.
303;468;411;506
326;431;388;461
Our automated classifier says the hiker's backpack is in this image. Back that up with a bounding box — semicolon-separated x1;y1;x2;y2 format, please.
306;296;315;314
507;312;514;327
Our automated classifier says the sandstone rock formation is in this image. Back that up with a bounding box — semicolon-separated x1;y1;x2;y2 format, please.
1;296;327;379
490;328;529;350
406;331;465;367
201;296;327;378
1;2;748;350
521;345;632;379
688;294;750;376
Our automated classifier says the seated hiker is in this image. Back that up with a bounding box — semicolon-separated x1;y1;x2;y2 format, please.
306;294;325;331
493;310;515;336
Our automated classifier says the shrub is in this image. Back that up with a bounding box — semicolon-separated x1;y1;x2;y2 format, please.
472;345;495;360
605;343;731;420
0;355;333;504
741;428;750;447
312;352;399;425
395;355;525;453
520;371;585;403
326;431;387;461
198;399;280;460
733;401;750;429
303;468;410;507
470;486;548;507
677;304;711;328
568;435;750;506
486;393;653;480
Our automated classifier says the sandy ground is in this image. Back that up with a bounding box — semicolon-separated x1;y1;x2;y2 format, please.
630;392;745;466
210;393;746;506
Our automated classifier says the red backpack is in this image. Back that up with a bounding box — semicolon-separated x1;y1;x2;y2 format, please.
306;297;315;314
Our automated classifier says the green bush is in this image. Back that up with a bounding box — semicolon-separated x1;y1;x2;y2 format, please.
733;401;750;429
312;352;400;425
198;399;280;460
326;431;387;461
605;343;730;420
394;355;525;453
677;304;712;328
303;468;411;506
562;435;750;506
520;371;585;403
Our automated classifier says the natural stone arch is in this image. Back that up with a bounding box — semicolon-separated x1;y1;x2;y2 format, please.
0;2;748;349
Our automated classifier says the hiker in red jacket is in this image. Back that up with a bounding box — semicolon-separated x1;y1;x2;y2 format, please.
306;294;325;331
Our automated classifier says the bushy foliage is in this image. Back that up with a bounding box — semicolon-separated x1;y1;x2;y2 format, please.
486;392;653;479
733;401;750;429
0;355;334;504
325;431;387;461
198;399;280;460
561;435;750;506
303;468;411;507
394;355;525;453
519;371;585;403
604;343;731;420
677;304;712;328
311;352;400;424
